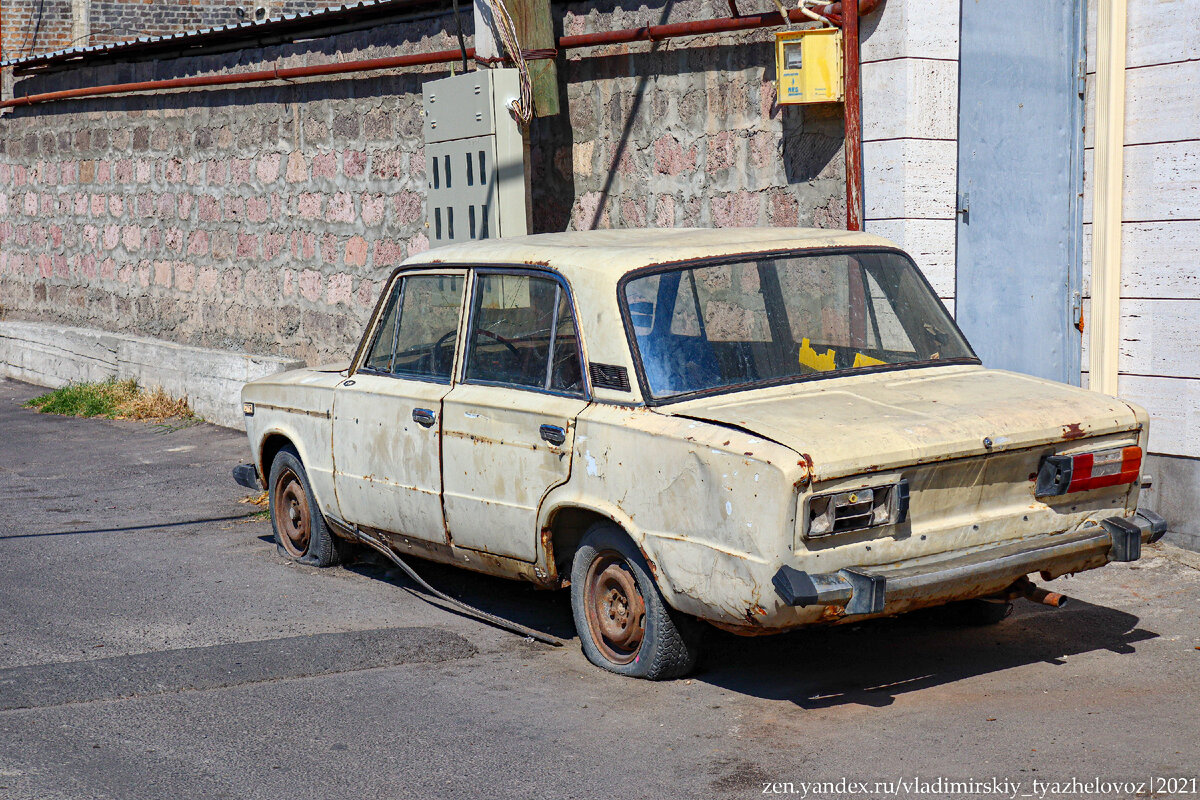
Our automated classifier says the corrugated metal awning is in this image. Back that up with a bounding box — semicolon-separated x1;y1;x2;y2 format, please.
2;0;449;75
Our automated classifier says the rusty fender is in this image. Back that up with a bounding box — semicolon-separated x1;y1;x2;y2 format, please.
537;403;809;629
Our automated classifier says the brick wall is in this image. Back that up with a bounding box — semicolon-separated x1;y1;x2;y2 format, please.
0;0;845;366
2;0;76;59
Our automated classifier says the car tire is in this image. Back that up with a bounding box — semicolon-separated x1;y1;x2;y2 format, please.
267;447;343;568
956;598;1013;626
570;522;702;680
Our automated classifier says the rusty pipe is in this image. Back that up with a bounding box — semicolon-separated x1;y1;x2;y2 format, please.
811;0;883;26
0;47;478;108
2;4;882;109
1024;585;1069;608
840;0;863;230
1006;576;1069;607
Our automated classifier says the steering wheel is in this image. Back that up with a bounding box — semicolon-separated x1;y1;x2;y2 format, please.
430;328;520;373
473;328;521;358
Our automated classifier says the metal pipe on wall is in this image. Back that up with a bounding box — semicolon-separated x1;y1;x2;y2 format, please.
1090;0;1127;394
0;0;881;233
839;0;863;231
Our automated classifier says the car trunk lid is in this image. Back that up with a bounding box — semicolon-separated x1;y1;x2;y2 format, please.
663;364;1141;482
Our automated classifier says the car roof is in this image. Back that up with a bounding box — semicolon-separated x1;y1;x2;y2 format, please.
401;227;897;278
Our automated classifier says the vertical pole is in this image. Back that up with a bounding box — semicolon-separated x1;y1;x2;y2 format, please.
473;0;499;62
508;0;559;116
842;0;863;231
1090;0;1126;394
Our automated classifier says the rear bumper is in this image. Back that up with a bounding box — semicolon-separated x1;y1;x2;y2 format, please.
773;510;1167;615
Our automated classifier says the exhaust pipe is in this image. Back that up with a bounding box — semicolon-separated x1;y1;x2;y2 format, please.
1023;584;1069;608
1005;576;1070;608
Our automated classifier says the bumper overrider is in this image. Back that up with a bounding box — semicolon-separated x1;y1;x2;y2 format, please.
772;510;1168;615
233;463;262;490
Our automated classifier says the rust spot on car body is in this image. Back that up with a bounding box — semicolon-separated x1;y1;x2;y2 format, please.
1061;422;1086;440
819;604;846;622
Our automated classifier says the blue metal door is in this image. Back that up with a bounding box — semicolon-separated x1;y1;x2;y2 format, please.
955;1;1085;385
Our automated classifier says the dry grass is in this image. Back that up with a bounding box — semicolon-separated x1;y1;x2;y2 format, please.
238;491;270;521
25;378;195;421
239;491;268;508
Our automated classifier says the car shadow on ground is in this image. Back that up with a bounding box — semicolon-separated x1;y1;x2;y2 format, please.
699;601;1155;708
290;537;1156;707
331;544;580;642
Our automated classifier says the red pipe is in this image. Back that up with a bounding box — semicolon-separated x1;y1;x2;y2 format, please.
0;1;878;235
0;47;476;108
2;4;879;109
840;0;863;230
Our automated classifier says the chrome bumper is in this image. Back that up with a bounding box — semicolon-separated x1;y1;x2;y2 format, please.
773;510;1167;616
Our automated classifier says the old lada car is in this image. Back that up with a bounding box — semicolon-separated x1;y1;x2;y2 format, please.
234;228;1164;679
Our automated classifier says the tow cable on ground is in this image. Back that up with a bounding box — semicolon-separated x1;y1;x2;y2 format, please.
328;517;565;647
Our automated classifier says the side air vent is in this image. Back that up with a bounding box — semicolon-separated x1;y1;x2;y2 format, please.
589;362;631;392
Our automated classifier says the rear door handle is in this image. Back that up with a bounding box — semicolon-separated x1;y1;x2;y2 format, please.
412;408;436;428
539;424;566;446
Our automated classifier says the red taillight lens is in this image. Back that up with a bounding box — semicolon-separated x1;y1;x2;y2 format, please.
1067;446;1142;493
1036;446;1142;496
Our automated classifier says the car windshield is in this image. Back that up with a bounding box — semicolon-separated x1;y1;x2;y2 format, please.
623;250;976;400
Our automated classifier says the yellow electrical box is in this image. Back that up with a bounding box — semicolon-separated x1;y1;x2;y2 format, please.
775;27;843;104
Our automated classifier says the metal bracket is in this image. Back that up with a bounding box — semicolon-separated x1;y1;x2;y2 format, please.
839;568;886;615
772;566;886;615
1102;516;1142;562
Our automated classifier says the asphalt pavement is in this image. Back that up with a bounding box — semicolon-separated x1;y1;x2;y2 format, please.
1;376;1198;800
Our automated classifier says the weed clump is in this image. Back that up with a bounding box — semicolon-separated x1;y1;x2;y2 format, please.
25;379;194;421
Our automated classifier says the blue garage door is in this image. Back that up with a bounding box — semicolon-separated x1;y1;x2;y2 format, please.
955;0;1086;385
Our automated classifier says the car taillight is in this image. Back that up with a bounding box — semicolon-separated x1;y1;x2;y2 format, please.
1035;446;1142;497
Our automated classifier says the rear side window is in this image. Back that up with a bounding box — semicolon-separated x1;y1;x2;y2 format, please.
364;274;464;381
465;273;584;395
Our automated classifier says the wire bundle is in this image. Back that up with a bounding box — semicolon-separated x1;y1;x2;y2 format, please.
486;0;533;126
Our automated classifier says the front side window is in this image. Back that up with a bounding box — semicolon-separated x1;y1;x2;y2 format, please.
465;273;585;395
362;273;464;381
623;250;975;400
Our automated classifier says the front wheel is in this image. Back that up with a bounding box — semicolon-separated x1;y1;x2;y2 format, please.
268;448;343;567
570;523;702;679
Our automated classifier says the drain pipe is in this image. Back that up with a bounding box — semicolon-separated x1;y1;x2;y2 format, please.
1090;0;1127;394
840;0;863;230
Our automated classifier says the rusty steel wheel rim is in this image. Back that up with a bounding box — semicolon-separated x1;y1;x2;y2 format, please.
273;467;311;558
583;550;646;665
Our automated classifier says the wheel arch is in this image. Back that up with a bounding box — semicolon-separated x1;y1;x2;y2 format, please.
258;430;299;480
538;498;668;595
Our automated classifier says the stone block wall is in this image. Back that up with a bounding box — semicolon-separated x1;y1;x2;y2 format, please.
0;0;846;366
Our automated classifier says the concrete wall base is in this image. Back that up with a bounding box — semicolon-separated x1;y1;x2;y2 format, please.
1142;453;1200;553
0;321;304;429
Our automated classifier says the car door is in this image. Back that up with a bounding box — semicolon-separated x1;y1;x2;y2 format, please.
441;270;590;562
331;270;466;543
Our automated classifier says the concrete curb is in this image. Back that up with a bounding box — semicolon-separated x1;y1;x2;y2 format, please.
0;321;304;429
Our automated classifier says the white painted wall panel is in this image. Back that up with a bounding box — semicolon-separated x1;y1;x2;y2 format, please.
1081;298;1200;379
1082;221;1200;299
863;138;957;220
862;57;958;142
860;0;960;63
864;217;957;297
1086;0;1200;73
1118;374;1200;457
1083;141;1200;223
1085;60;1200;149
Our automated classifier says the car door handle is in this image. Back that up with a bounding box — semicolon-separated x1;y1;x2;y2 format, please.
539;424;567;446
412;408;436;428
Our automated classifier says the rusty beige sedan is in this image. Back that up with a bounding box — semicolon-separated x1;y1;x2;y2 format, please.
234;228;1164;679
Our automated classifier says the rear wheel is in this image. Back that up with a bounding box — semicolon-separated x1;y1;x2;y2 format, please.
268;448;343;567
570;523;702;679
